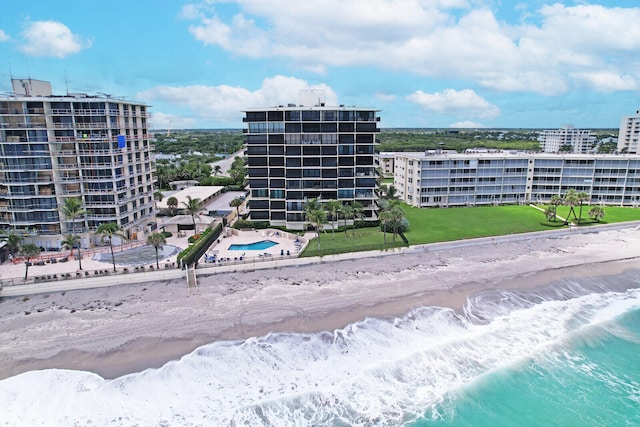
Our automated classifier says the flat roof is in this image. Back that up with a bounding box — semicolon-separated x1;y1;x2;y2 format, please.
243;106;380;112
157;186;224;209
394;151;640;160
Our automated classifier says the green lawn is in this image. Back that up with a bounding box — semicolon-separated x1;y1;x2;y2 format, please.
302;204;640;256
542;205;640;225
402;204;557;245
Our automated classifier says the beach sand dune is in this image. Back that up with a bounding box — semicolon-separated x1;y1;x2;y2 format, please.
1;226;639;380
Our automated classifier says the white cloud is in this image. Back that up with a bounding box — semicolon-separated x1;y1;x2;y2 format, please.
20;21;91;57
570;71;638;92
407;89;500;119
449;120;485;128
184;1;640;95
137;76;338;127
0;30;9;42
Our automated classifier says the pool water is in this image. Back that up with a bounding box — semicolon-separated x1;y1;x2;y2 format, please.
228;240;278;251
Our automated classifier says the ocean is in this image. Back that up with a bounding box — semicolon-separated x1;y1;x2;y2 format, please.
1;270;639;426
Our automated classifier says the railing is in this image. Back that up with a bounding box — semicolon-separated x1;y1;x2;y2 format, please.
74;109;107;116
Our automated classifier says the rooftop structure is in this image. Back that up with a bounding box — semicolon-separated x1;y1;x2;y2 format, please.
243;95;380;230
0;79;155;249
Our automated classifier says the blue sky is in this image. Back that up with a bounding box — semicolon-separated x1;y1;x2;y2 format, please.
1;0;639;129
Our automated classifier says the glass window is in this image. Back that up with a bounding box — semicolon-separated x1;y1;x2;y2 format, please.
302;110;321;121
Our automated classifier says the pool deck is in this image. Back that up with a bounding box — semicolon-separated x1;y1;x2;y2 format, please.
0;229;309;286
200;229;308;265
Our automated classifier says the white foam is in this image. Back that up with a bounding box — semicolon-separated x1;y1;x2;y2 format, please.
1;288;639;426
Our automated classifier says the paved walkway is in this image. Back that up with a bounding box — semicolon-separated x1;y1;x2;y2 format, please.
529;203;568;223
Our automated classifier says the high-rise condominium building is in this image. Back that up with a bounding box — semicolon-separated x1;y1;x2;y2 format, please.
618;110;640;154
0;79;155;250
538;125;596;154
243;94;380;230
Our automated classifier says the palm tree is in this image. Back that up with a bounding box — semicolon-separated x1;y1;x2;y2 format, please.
147;232;167;269
61;234;82;270
182;196;202;232
389;206;405;242
213;165;222;176
229;197;243;218
588;206;605;222
379;209;392;244
576;191;590;224
153;190;164;209
166;196;178;216
20;243;41;280
563;189;580;225
306;208;327;253
304;197;322;215
350;201;364;237
61;197;86;269
1;228;23;259
324;199;342;240
381;184;400;202
96;223;127;272
548;195;563;222
340;204;353;239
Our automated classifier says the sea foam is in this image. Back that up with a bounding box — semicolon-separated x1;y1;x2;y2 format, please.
1;282;639;426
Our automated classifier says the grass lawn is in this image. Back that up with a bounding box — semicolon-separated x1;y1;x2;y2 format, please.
540;205;640;225
402;204;558;245
300;226;404;257
302;204;640;256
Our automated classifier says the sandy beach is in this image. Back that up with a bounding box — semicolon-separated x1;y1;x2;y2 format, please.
1;225;640;380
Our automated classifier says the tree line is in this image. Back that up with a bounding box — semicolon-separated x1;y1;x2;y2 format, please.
303;185;409;253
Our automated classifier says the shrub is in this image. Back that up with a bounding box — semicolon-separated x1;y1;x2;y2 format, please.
232;220;270;230
161;231;173;238
380;218;410;233
177;224;223;266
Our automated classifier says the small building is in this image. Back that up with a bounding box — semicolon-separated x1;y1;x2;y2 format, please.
156;186;224;212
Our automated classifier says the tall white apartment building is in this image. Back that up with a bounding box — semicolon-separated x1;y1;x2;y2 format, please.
394;151;640;207
0;79;156;250
538;125;596;154
618;110;640;154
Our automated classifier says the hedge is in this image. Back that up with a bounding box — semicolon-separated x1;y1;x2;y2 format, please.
177;223;223;266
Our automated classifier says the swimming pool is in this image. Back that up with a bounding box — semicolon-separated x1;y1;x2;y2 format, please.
228;240;278;251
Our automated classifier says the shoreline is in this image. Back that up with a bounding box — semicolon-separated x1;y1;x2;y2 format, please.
1;226;640;380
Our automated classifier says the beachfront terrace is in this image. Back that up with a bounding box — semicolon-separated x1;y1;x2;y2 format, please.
198;228;308;267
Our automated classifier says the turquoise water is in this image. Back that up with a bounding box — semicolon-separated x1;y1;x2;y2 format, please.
413;297;640;426
228;239;277;251
1;271;639;425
